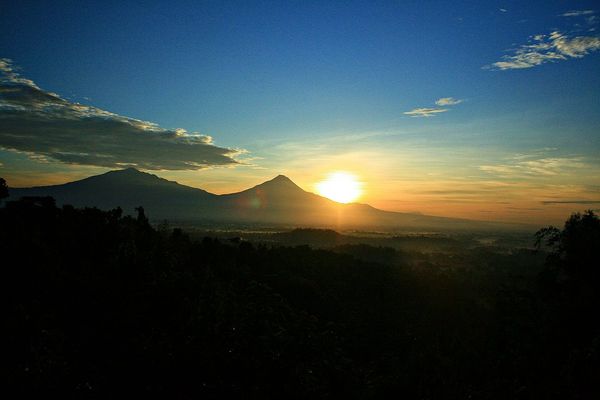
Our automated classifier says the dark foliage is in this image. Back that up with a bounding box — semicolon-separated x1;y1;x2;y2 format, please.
2;199;598;398
536;210;600;284
0;177;8;199
534;211;600;396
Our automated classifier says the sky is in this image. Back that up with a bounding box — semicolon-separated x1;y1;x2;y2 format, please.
1;0;600;225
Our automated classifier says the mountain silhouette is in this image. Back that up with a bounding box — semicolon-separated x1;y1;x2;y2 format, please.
8;168;522;231
224;174;315;205
8;168;216;220
218;174;339;224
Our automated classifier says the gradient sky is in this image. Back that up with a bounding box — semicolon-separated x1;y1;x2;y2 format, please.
1;0;600;225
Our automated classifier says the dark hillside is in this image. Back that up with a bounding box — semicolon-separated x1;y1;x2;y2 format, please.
3;198;598;398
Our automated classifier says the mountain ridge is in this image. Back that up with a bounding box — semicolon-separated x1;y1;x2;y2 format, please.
7;168;528;231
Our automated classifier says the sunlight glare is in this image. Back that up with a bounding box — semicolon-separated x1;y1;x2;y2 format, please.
316;172;362;203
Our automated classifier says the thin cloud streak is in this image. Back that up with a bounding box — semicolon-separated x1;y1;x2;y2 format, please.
542;200;600;205
435;97;463;106
405;97;462;118
403;108;448;118
480;156;589;178
560;10;595;17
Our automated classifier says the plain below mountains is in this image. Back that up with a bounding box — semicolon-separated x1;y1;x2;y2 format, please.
7;168;525;232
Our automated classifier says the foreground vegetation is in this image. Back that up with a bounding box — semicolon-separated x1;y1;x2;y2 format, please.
3;196;599;398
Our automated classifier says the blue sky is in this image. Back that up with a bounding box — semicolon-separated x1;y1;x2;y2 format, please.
1;1;600;223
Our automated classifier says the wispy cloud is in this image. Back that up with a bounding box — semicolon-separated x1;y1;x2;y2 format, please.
480;156;588;178
435;97;463;106
0;58;242;170
403;107;448;118
404;96;463;118
0;59;40;88
560;10;595;17
487;31;600;70
542;200;600;204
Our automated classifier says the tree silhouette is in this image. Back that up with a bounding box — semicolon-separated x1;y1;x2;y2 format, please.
535;211;600;396
0;177;8;200
135;205;149;226
536;210;600;284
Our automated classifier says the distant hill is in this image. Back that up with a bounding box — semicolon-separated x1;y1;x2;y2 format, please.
7;168;527;232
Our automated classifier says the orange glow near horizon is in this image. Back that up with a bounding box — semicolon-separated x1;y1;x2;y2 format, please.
315;172;363;204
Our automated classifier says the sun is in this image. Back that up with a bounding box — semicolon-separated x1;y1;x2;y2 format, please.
316;172;362;203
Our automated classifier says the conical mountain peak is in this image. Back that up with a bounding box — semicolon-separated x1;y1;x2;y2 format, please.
271;174;294;183
257;174;303;191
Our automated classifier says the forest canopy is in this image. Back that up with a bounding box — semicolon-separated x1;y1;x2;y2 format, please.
2;197;599;398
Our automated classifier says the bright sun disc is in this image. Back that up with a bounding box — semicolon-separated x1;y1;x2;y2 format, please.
316;172;362;203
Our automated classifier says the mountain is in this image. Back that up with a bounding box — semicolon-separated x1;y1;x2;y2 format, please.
7;168;217;220
218;175;341;225
7;168;524;231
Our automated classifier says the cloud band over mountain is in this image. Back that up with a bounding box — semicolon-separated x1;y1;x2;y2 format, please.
0;59;241;170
